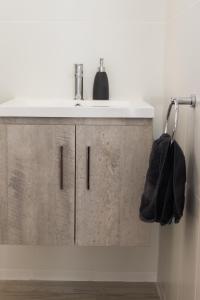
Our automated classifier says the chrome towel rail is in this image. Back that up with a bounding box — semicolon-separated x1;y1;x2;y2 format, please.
164;94;196;141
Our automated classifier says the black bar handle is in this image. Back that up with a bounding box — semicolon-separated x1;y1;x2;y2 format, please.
60;146;64;190
87;146;90;190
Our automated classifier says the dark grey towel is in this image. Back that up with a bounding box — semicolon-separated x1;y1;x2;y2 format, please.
140;133;186;225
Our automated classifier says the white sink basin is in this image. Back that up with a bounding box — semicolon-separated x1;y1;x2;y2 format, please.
0;98;154;118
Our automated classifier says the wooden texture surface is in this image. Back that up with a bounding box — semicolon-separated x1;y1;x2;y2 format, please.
6;125;75;245
0;125;7;243
0;117;151;127
0;118;153;246
0;281;159;300
76;124;152;246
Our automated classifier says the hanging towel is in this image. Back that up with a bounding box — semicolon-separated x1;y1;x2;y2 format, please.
140;133;186;225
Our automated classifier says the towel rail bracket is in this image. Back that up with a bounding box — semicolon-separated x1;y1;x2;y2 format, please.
171;94;196;107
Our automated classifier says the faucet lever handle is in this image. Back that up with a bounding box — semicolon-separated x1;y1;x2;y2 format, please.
75;64;83;76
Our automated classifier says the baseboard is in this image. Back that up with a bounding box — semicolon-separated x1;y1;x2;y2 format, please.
0;269;157;282
156;282;165;300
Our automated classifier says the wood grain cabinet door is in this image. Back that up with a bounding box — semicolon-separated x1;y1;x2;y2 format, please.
0;125;7;244
6;125;75;245
76;125;152;246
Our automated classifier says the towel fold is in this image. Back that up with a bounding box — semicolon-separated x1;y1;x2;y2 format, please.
140;133;186;225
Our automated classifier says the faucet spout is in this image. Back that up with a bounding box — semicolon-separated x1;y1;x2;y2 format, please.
74;64;84;100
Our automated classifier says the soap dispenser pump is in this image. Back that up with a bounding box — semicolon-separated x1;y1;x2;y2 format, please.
93;58;109;100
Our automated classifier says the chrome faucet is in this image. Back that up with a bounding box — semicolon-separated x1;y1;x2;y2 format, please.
74;64;84;100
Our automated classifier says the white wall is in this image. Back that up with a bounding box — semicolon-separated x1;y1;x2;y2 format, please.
158;0;200;299
0;0;167;282
0;0;166;135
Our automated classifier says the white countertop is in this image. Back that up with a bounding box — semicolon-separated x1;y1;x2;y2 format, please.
0;98;154;118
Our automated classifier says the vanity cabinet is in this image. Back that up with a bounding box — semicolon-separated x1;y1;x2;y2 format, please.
0;118;152;246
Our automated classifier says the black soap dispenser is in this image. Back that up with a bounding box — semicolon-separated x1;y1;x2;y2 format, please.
93;58;109;100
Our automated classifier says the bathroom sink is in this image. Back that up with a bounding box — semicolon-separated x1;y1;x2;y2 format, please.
0;98;154;118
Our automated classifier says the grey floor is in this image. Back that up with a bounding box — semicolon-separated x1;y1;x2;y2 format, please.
0;281;160;300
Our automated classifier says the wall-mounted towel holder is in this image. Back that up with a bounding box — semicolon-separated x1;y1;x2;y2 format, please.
164;94;196;141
